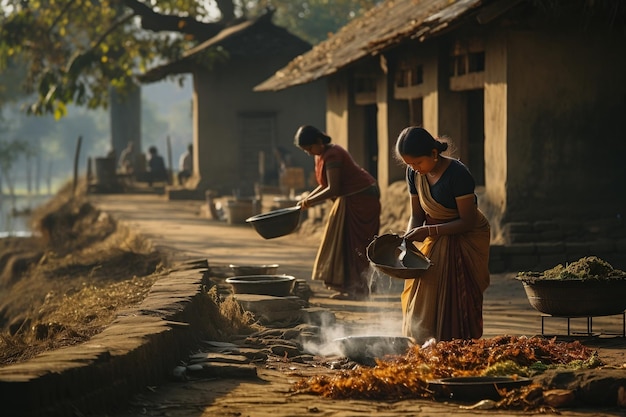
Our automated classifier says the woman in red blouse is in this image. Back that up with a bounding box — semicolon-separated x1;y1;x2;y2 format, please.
294;125;381;300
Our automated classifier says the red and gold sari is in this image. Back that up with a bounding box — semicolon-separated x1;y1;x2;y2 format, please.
310;145;381;298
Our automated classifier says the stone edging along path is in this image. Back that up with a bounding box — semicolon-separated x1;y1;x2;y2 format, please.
0;260;209;417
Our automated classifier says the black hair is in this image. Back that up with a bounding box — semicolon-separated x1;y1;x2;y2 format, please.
394;127;448;159
294;125;331;147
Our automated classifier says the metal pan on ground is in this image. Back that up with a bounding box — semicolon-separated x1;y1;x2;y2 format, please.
428;376;532;402
228;264;280;276
246;206;302;239
225;275;296;297
335;335;415;366
366;233;432;279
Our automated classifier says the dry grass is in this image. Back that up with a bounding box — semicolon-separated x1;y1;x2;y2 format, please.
0;181;165;366
0;180;263;367
192;286;262;342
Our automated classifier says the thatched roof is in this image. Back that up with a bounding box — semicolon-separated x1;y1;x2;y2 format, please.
254;0;498;91
139;11;311;84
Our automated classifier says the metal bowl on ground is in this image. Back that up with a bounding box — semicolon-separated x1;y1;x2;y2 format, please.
428;376;532;402
228;264;279;276
517;278;626;317
366;233;432;279
246;206;302;239
225;274;296;297
335;335;415;366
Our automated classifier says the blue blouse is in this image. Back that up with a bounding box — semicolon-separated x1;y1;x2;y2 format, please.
407;159;476;209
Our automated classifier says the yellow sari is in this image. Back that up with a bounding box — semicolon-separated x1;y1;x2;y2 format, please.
401;173;490;344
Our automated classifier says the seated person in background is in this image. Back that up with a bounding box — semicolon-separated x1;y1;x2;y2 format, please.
178;144;193;185
147;146;169;186
118;142;135;174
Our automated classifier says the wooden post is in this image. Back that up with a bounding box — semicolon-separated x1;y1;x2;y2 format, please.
166;135;173;185
73;135;82;196
26;154;32;196
47;161;52;195
87;157;93;183
35;151;41;195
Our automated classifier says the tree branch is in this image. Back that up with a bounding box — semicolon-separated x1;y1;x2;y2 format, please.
91;12;135;50
121;0;227;41
48;0;78;34
215;0;236;22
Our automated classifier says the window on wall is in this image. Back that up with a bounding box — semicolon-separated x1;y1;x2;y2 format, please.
450;51;485;77
396;61;423;87
356;75;376;93
394;57;426;100
354;74;377;105
468;51;485;72
449;38;485;91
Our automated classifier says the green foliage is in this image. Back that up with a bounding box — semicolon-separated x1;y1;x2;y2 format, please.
0;57;28;110
481;360;529;377
0;0;195;117
517;256;626;281
480;353;603;378
248;0;382;44
0;0;380;116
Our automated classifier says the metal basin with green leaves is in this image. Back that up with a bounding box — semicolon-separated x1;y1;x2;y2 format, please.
516;256;626;317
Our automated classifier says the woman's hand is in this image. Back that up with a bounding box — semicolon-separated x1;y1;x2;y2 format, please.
404;225;441;242
404;226;428;242
298;198;310;210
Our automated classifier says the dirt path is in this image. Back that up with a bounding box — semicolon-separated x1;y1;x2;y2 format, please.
103;373;624;417
85;194;626;417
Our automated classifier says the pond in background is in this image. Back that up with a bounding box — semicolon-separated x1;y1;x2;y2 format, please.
0;194;53;236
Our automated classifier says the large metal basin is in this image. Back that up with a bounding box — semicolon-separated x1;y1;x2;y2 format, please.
226;274;296;297
519;278;626;317
246;206;302;239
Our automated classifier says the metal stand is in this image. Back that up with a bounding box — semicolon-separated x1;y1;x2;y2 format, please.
541;311;626;337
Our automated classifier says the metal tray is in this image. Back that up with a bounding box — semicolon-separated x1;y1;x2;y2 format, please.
428;376;532;402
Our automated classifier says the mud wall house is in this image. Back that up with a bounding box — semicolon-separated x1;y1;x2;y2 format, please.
256;0;626;249
139;12;326;197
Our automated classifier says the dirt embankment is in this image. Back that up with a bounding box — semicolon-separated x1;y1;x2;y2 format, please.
0;180;409;367
0;183;166;366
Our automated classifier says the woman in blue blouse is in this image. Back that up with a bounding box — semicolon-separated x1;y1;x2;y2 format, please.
395;127;490;344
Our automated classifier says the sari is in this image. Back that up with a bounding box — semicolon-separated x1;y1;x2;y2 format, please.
401;172;490;344
312;187;381;296
310;145;381;297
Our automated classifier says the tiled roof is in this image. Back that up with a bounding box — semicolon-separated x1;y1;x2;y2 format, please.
139;12;310;83
254;0;489;91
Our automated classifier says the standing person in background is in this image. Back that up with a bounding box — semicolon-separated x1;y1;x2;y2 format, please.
146;145;168;187
394;126;490;344
294;125;381;301
178;144;193;185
